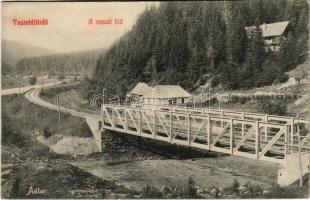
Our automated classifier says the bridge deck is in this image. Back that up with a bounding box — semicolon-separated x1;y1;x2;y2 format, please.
101;104;309;164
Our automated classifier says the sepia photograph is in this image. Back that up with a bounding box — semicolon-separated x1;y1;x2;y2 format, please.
1;0;309;199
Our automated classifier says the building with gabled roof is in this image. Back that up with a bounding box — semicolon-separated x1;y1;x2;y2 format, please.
143;85;191;106
127;82;151;104
129;82;150;96
127;83;191;107
245;21;290;51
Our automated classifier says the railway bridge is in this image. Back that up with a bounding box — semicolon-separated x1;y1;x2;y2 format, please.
100;104;309;162
98;103;309;186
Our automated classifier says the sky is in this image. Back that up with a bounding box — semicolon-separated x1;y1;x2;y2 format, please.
2;2;158;53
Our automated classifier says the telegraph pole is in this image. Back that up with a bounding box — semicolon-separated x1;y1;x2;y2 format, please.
200;90;203;108
34;105;37;121
57;95;61;123
209;88;212;109
152;86;155;110
191;96;194;109
18;76;23;94
102;88;106;106
18;76;22;94
22;80;25;92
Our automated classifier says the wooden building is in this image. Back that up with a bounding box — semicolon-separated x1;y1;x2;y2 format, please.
128;83;191;107
245;21;290;51
127;82;150;104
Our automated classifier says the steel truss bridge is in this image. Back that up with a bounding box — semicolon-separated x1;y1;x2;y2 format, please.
101;104;309;164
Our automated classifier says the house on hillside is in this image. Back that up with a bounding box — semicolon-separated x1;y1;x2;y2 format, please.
127;82;150;104
245;21;290;51
127;83;191;107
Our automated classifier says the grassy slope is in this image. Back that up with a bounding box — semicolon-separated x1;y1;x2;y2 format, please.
2;94;94;164
285;61;310;119
2;94;92;140
9;163;131;199
40;84;98;114
1;94;135;198
1;76;31;89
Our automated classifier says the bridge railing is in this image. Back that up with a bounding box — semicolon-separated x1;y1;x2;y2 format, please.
122;103;308;124
101;104;309;163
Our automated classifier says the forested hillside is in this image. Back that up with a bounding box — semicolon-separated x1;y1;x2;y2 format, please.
2;40;56;75
16;49;104;76
89;1;308;99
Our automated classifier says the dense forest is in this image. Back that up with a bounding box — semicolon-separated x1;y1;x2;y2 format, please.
15;49;104;76
84;0;308;100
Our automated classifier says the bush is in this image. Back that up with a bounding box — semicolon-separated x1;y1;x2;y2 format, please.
141;185;162;198
186;176;198;198
210;75;220;87
263;184;304;198
241;181;263;198
29;144;51;157
29;76;37;85
57;75;65;81
162;177;200;198
42;127;52;138
239;96;249;104
274;73;289;84
79;78;97;101
137;179;307;199
1;113;29;147
228;179;240;194
256;98;287;115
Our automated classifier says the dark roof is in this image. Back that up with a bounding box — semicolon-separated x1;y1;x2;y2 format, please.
245;21;289;38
